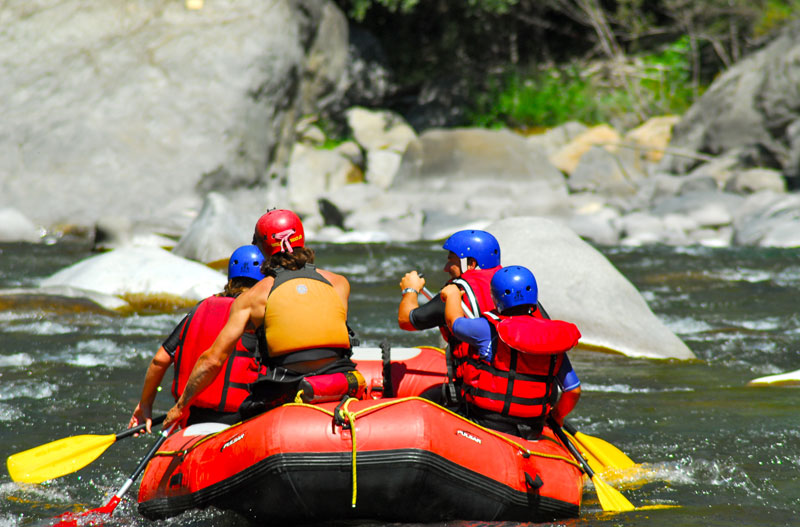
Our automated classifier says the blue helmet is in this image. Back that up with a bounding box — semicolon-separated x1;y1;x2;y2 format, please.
491;265;538;312
228;245;265;282
442;230;501;270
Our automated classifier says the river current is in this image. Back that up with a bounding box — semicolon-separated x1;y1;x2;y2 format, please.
0;240;798;526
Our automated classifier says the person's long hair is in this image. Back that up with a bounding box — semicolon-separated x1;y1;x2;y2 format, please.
260;247;315;276
218;276;260;298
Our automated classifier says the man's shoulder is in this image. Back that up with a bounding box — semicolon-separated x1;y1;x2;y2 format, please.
317;267;348;284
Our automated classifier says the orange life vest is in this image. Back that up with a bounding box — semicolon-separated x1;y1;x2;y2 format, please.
172;296;265;412
263;265;350;359
465;312;581;418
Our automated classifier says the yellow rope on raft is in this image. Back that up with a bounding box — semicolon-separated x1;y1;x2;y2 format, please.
152;395;580;496
337;398;359;508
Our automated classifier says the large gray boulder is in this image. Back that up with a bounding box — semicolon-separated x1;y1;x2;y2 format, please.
172;192;254;264
0;208;41;243
392;128;570;222
40;246;226;306
488;217;695;360
0;0;350;229
660;22;800;185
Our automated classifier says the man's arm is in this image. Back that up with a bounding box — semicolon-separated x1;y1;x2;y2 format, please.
129;345;172;433
442;284;465;331
398;271;426;330
551;386;581;426
551;355;581;425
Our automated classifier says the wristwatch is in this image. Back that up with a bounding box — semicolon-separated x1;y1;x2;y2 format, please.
401;287;419;296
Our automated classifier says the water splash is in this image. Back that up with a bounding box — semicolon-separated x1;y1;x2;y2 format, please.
0;381;57;400
0;353;34;367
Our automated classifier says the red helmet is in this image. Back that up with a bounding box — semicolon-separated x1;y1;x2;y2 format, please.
254;209;305;255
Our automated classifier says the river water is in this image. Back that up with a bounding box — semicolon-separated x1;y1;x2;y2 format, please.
0;240;798;526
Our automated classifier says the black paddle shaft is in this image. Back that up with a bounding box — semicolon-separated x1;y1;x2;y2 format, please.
115;414;167;440
549;418;595;478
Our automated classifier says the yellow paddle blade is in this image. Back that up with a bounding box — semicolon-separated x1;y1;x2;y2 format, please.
574;430;636;470
7;433;116;483
592;474;635;512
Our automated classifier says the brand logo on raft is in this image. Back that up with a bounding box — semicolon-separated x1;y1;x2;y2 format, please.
221;433;245;451
456;430;482;444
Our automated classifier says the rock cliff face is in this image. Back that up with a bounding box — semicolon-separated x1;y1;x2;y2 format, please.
0;0;350;227
660;21;800;189
2;1;799;251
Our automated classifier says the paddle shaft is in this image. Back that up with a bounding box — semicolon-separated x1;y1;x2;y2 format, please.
117;414;167;440
562;420;582;438
53;423;176;526
115;422;173;499
549;419;596;478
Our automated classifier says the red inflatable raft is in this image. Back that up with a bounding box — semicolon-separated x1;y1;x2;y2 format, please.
137;346;584;523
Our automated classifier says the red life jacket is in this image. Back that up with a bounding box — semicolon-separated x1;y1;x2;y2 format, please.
441;267;500;399
464;312;581;419
172;296;265;412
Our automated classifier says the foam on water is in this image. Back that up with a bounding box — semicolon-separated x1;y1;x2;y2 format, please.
0;311;37;322
61;339;130;368
327;262;370;276
714;268;773;283
0;381;56;401
0;353;33;367
0;403;24;421
582;383;693;394
2;320;75;335
740;318;781;331
772;266;800;287
663;315;713;335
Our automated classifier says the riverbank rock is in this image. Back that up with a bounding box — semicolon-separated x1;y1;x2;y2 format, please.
747;368;800;387
660;21;800;190
0;0;350;229
488;217;696;360
0;208;41;243
172;193;255;264
39;247;226;310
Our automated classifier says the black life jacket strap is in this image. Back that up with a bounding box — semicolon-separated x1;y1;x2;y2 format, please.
465;386;552;407
501;348;519;416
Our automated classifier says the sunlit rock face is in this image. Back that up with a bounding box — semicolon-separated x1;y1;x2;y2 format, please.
39;246;226;311
0;0;349;229
488;216;696;360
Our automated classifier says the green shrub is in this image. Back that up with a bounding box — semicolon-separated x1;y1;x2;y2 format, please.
466;37;704;130
753;0;800;37
638;36;698;116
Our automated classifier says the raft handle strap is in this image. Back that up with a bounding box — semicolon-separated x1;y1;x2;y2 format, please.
525;472;543;491
380;338;394;398
334;395;351;429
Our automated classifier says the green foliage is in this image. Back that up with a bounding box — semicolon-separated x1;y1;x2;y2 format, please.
466;37;702;130
753;0;800;37
346;0;419;21
638;36;697;115
467;68;605;129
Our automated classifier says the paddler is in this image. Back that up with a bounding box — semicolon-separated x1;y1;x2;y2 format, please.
441;265;582;439
397;229;503;407
129;245;267;432
164;209;358;428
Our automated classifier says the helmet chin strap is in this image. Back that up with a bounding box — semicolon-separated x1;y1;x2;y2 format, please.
459;257;480;273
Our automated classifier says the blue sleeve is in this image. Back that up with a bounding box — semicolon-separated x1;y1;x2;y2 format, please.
451;318;493;361
557;355;580;392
